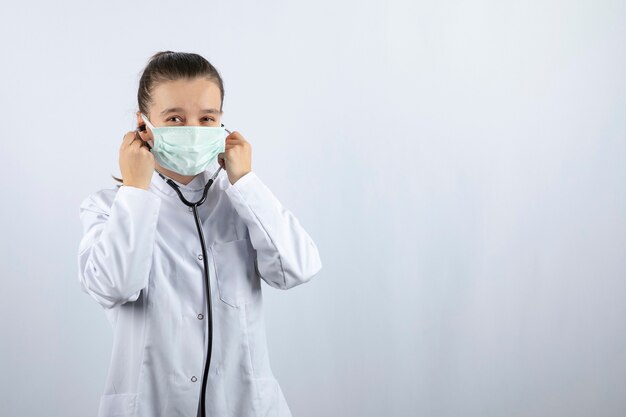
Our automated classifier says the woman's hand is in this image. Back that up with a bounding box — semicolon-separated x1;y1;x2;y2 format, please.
218;131;252;185
119;130;155;190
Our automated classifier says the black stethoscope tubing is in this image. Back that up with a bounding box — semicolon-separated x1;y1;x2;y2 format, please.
149;124;231;417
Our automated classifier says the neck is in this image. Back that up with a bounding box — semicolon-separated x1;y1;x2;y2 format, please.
155;164;200;185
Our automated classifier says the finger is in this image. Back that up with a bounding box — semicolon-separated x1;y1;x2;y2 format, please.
121;131;138;148
224;140;243;150
225;131;241;140
225;134;248;147
136;127;155;148
128;134;146;150
138;144;153;156
224;134;243;144
133;141;153;158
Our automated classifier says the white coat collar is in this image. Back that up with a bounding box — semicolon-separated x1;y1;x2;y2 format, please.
149;159;222;197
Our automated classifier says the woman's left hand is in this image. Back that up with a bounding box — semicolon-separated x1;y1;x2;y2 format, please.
218;131;252;185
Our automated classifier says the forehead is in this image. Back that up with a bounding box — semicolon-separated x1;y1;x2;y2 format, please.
150;77;221;113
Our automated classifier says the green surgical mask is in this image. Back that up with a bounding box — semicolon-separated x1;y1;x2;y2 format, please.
141;113;228;176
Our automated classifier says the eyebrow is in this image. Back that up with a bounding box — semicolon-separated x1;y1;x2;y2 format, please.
160;107;222;116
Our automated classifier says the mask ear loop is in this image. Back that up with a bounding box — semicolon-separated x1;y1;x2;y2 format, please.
141;113;157;131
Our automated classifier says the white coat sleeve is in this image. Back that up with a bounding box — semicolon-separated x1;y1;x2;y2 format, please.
77;185;161;309
224;171;323;290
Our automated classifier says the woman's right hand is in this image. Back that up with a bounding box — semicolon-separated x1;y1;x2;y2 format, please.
119;130;155;190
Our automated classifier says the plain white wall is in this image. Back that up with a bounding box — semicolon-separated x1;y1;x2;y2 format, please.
1;0;625;416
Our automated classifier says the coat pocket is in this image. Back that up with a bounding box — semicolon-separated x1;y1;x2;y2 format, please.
211;238;260;308
97;392;138;417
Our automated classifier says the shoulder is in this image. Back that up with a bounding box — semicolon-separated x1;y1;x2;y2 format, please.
79;185;121;215
79;183;163;217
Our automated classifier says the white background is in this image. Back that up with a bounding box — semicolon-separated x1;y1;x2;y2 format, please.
1;1;625;416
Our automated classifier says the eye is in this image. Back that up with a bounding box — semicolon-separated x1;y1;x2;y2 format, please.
166;116;215;123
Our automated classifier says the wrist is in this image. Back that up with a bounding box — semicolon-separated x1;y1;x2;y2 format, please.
229;170;251;185
123;181;150;190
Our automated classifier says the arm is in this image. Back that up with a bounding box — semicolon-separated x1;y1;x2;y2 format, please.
224;171;323;290
77;186;161;309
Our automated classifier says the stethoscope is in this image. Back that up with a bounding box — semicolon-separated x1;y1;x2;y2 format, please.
139;123;231;417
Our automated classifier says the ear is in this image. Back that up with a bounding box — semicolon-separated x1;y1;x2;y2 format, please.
136;111;152;140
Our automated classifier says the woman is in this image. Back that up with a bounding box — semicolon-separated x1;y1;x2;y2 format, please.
77;50;322;417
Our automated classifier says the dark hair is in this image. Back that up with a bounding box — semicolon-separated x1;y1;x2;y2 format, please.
112;50;225;184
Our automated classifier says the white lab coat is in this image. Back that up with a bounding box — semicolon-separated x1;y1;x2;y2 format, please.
77;158;322;417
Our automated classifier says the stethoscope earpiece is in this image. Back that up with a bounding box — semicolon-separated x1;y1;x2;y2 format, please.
220;123;232;134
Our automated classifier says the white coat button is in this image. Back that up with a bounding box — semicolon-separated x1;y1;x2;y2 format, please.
197;253;203;261
197;313;204;320
188;206;193;212
191;376;197;382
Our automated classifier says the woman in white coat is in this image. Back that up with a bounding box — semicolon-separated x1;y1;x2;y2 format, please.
77;50;323;417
